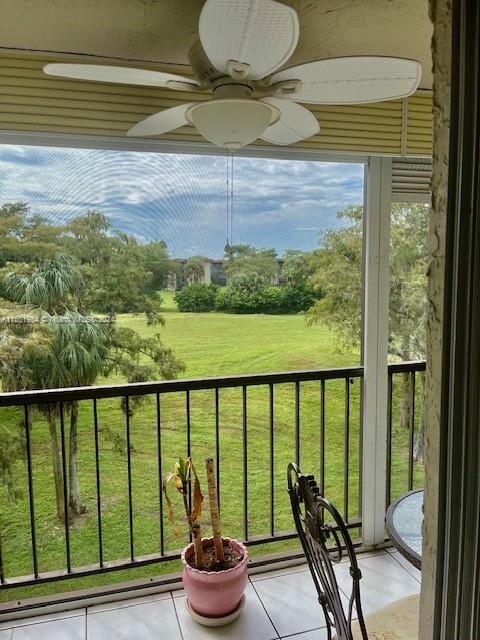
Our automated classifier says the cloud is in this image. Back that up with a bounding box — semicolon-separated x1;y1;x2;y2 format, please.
0;144;364;257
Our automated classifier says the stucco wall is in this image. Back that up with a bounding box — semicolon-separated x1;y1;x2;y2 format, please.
419;1;451;638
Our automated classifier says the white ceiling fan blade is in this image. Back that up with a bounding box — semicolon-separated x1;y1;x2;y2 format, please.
270;57;422;104
43;64;201;90
127;103;194;137
199;0;299;80
260;98;319;145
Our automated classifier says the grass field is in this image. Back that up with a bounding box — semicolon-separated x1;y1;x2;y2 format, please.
0;298;423;602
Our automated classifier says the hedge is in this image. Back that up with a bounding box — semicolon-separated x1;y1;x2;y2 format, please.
175;283;217;312
215;282;319;314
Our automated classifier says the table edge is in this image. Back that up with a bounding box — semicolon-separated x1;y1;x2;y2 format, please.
386;489;423;571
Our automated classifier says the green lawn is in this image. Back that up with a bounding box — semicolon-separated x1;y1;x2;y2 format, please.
158;289;178;312
0;306;423;602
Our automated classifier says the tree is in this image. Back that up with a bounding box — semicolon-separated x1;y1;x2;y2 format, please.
308;203;428;359
308;207;364;346
64;212;156;313
308;203;429;459
0;203;61;266
0;203;29;267
0;314;52;501
139;241;172;293
43;311;110;515
2;255;86;519
64;210;113;267
3;254;81;313
224;245;279;285
281;250;313;285
183;256;205;285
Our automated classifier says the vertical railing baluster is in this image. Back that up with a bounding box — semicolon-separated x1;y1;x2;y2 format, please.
186;390;192;519
124;396;134;561
295;381;300;466
214;388;220;513
24;405;38;578
408;372;416;491
358;376;364;521
59;402;71;573
242;386;248;541
344;378;350;523
156;393;164;556
269;383;275;537
320;379;326;497
93;399;103;567
386;371;393;509
0;530;4;585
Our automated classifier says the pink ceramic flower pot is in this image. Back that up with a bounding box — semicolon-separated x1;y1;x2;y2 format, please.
181;537;248;619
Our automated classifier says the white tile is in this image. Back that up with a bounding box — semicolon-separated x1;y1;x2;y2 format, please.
281;629;328;640
250;563;309;582
0;631;12;640
175;583;278;640
11;616;85;640
87;590;171;613
0;610;84;631
386;549;422;582
253;570;325;637
87;597;182;640
350;549;390;562
334;553;420;616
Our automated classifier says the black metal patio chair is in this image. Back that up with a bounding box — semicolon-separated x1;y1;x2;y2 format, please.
287;463;419;640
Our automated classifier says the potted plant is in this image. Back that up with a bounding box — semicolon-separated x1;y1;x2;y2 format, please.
163;456;248;626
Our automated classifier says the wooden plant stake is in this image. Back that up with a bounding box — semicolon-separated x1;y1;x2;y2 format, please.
206;457;224;562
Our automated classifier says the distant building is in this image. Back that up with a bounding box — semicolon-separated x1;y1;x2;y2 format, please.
168;257;284;289
166;257;227;289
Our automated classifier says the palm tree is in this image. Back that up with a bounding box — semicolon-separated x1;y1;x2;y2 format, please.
44;311;110;514
183;256;205;285
0;317;67;518
2;256;91;519
3;254;81;314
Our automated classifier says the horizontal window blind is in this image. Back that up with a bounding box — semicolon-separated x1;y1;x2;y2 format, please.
392;157;432;202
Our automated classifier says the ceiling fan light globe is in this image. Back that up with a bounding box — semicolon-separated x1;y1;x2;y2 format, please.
187;99;278;149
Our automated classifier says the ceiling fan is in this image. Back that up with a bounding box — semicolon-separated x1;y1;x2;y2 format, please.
43;0;422;150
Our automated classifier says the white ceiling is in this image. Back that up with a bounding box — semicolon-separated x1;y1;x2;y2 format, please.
0;0;432;89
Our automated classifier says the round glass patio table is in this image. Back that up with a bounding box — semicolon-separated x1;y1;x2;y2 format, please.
386;489;423;570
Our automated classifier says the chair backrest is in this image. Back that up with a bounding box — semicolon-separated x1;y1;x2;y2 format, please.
287;463;368;640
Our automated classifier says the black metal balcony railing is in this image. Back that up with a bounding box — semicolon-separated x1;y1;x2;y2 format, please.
386;361;426;508
0;361;425;607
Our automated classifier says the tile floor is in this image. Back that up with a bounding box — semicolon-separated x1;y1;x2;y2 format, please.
0;549;420;639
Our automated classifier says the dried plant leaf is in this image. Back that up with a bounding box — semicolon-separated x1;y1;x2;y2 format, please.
174;475;185;492
162;473;181;535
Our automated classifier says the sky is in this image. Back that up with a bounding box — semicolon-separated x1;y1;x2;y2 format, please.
0;144;364;258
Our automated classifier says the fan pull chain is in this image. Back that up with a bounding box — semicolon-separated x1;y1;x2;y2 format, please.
226;151;230;245
230;152;234;246
224;151;234;258
224;151;233;259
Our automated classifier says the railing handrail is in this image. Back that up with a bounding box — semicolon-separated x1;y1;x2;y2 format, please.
387;360;426;374
0;365;365;406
